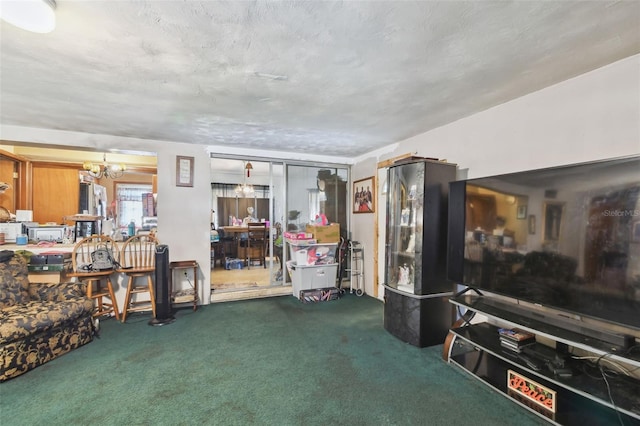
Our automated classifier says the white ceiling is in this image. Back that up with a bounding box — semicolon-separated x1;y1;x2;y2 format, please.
1;1;639;159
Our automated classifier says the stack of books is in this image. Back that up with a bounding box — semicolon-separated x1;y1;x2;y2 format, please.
499;328;536;352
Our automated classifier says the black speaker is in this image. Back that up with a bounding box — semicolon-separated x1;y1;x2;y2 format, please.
149;244;175;326
446;180;466;284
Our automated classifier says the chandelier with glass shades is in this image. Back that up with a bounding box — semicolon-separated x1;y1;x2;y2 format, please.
83;154;127;179
234;161;254;196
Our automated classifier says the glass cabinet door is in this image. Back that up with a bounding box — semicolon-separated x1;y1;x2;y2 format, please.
385;161;425;294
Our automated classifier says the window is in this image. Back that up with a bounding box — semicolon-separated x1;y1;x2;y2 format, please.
116;183;153;230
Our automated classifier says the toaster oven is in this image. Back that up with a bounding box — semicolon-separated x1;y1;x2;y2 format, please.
27;225;72;243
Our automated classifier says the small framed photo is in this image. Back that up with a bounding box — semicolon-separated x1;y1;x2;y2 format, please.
353;176;375;213
517;205;527;220
528;215;536;235
176;156;194;187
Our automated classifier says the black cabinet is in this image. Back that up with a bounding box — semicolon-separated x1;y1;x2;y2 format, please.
383;159;456;347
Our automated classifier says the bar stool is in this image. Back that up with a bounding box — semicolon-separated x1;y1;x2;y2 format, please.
68;235;120;321
118;234;159;322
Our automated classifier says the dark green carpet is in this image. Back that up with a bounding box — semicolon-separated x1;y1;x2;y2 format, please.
0;294;545;425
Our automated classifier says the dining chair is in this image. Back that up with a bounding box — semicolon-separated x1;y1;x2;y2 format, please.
68;234;120;321
247;222;267;268
216;228;236;261
118;234;159;323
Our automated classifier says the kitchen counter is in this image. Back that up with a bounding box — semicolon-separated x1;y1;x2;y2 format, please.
1;243;76;253
2;242;153;313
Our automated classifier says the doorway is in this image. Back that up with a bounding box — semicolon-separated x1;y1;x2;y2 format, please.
210;158;286;297
209;157;350;299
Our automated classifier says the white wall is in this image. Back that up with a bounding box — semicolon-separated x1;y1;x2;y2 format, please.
157;142;212;304
352;53;640;299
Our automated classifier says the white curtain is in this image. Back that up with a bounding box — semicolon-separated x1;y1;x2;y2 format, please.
116;183;152;229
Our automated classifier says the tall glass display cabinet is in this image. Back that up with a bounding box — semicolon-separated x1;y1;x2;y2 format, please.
384;158;457;347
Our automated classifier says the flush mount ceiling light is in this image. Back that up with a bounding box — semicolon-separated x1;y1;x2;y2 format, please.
0;0;57;33
83;154;127;179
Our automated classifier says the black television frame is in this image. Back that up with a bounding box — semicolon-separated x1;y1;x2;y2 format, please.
447;156;640;343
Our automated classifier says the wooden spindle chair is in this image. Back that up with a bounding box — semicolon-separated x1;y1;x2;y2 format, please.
118;234;159;322
68;235;120;321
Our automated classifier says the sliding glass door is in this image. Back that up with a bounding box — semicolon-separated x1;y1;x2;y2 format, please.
285;165;348;234
284;165;349;284
210;157;348;292
210;158;284;288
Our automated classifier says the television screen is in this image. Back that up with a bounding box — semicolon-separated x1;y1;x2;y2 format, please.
447;156;640;332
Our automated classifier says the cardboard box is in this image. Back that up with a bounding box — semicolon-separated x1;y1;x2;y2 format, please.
305;223;340;243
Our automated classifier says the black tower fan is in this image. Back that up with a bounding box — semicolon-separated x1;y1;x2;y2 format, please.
149;244;176;326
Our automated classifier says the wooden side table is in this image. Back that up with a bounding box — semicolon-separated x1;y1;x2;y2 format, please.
169;260;199;311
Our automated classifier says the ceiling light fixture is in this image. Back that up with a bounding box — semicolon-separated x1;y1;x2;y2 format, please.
235;161;254;197
234;183;254;197
0;0;57;34
83;154;127;179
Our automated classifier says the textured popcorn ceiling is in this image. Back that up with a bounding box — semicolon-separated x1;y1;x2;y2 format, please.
1;1;639;158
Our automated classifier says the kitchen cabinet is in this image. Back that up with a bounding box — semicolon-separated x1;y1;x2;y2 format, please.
383;158;456;347
32;164;80;224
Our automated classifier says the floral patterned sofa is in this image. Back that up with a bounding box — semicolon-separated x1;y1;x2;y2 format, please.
0;252;95;381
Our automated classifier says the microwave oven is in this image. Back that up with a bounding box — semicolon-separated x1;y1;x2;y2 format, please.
0;222;24;243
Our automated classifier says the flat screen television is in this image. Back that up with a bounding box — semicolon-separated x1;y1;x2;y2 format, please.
447;155;640;335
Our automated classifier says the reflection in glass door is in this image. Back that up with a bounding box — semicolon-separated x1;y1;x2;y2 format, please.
285;164;349;283
210;158;284;291
285;165;348;233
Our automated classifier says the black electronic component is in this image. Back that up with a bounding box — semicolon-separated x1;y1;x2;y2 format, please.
447;156;640;338
517;353;543;371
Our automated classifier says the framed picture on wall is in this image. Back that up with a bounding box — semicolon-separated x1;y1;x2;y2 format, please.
353;176;375;213
543;202;565;242
517;205;527;219
176;156;194;187
528;215;536;235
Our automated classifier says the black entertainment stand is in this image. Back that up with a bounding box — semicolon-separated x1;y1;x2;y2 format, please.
446;294;640;425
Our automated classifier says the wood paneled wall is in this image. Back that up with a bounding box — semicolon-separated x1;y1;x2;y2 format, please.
217;197;269;227
32;164;80;224
0;157;17;213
